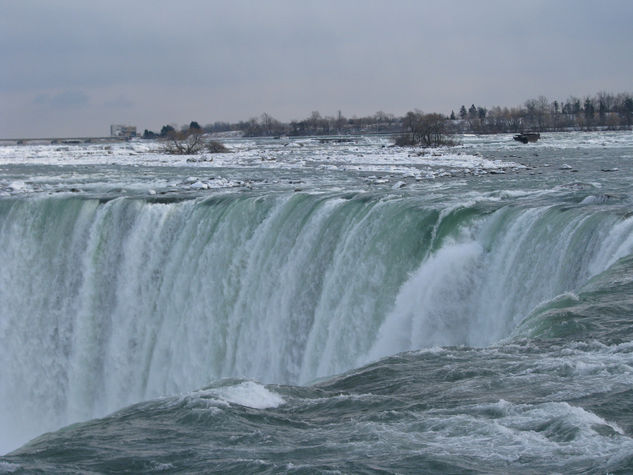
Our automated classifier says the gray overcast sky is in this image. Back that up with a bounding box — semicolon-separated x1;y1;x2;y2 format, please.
1;0;632;138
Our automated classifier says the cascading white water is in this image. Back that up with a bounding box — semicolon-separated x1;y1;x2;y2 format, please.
1;192;632;453
0;193;426;451
369;205;633;363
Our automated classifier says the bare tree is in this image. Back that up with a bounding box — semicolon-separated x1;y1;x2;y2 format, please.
161;129;205;155
395;112;454;147
206;140;230;153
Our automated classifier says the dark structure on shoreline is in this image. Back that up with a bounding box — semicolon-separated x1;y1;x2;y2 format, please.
513;132;541;144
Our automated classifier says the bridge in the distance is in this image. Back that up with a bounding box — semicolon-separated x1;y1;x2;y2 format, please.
0;136;133;145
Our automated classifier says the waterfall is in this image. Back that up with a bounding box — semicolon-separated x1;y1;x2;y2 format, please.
1;192;631;452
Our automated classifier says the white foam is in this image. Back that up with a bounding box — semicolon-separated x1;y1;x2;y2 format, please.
356;398;632;468
201;382;285;409
0;462;21;472
367;239;484;361
588;215;633;275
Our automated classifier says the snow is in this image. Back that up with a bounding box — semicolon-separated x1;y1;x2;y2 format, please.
2;131;630;197
0;136;521;172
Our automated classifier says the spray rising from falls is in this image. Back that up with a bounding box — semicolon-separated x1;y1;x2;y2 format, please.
1;192;632;451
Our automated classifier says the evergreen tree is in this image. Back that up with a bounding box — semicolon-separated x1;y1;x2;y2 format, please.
584;98;595;121
622;97;633;126
468;104;478;120
160;125;175;137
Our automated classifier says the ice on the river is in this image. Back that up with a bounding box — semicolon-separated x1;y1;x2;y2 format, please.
0;135;528;195
3;130;631;196
0;137;515;169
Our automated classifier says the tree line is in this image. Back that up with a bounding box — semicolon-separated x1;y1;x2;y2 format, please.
207;110;403;137
451;92;633;133
142;111;402;140
141;91;633;150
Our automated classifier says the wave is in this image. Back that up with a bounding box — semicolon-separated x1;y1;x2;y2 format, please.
512;254;633;342
4;342;633;473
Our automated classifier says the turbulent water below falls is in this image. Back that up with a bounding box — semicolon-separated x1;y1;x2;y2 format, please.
1;132;633;473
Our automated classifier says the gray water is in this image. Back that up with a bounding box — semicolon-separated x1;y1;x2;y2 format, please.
1;132;633;473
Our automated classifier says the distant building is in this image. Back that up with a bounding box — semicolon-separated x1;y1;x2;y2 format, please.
110;124;137;137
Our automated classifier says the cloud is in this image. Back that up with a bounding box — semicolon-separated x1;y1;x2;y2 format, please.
2;1;633;137
33;90;90;109
103;95;134;109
